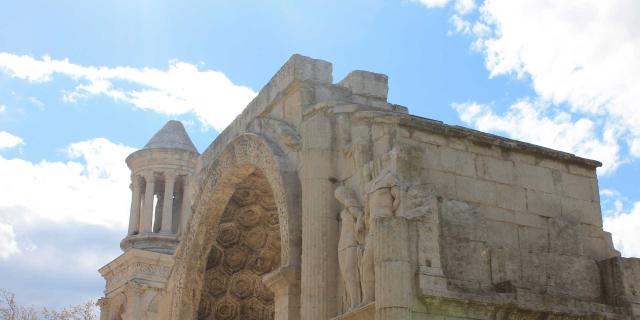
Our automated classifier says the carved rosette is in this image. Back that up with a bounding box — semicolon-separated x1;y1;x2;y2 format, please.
197;170;282;320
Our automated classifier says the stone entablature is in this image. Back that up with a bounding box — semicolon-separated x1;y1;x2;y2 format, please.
99;54;640;320
98;249;174;320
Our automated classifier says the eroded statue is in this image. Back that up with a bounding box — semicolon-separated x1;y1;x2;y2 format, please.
361;170;400;304
334;186;365;310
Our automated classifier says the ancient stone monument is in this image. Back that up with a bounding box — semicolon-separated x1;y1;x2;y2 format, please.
98;54;640;320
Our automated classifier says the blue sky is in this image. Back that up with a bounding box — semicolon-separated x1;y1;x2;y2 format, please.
1;0;639;309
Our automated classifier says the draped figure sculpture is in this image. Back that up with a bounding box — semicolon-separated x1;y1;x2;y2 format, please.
334;186;365;310
360;170;400;305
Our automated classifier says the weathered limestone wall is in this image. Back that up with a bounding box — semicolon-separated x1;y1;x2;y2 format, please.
348;110;627;318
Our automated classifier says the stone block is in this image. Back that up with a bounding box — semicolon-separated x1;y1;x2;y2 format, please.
476;155;516;184
526;189;561;218
546;254;601;300
338;70;388;100
440;200;486;242
467;141;503;158
422;169;456;199
280;54;333;84
485;220;518;249
421;145;476;178
514;211;547;229
569;164;596;177
599;257;640;307
561;197;602;226
518;226;549;253
455;175;496;206
561;172;598;201
496;183;526;211
416;219;442;269
476;205;515;224
490;248;521;285
418;269;448;294
413;131;448;146
582;235;612;261
515;163;556;193
507;151;536;166
520;252;548;289
440;147;476;178
441;237;491;285
549;218;583;256
537;158;568;172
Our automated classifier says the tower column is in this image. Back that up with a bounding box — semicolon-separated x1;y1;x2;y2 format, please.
161;172;176;234
140;172;155;233
179;176;190;235
127;175;142;235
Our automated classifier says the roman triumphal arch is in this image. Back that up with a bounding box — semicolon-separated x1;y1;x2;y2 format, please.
99;54;640;320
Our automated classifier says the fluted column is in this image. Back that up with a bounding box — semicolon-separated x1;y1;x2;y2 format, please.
127;176;142;235
300;112;338;320
140;172;156;233
161;172;176;234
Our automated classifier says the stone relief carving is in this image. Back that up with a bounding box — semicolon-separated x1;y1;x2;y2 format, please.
249;117;301;151
169;134;297;319
334;186;364;310
197;171;280;320
105;262;172;292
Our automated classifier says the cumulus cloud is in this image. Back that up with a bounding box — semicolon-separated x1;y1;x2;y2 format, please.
0;222;20;260
415;0;640;174
0;137;135;228
0;104;6;113
0;131;24;149
0;135;135;304
0;53;257;131
0;136;134;305
602;190;640;257
454;100;621;174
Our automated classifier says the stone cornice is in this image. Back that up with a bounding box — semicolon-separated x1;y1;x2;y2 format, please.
99;249;174;294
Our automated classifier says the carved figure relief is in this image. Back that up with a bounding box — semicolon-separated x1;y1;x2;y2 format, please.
361;169;401;305
334;186;364;310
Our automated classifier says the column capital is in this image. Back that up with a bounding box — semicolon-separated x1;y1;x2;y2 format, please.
143;171;156;181
131;175;142;187
164;171;177;179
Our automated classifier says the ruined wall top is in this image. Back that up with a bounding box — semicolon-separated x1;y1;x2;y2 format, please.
199;54;601;172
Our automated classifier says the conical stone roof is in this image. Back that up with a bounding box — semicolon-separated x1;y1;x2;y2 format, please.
143;120;197;153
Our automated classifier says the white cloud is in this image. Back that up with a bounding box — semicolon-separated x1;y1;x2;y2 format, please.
453;0;476;14
0;131;24;149
0;53;257;131
0;222;20;260
0;104;6;113
414;0;475;13
0;137;135;228
454;100;620;174
414;0;451;8
0;137;136;306
603;191;640;257
442;1;640;171
27;97;44;108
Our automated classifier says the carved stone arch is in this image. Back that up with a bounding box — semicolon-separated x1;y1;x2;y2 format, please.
166;133;301;320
